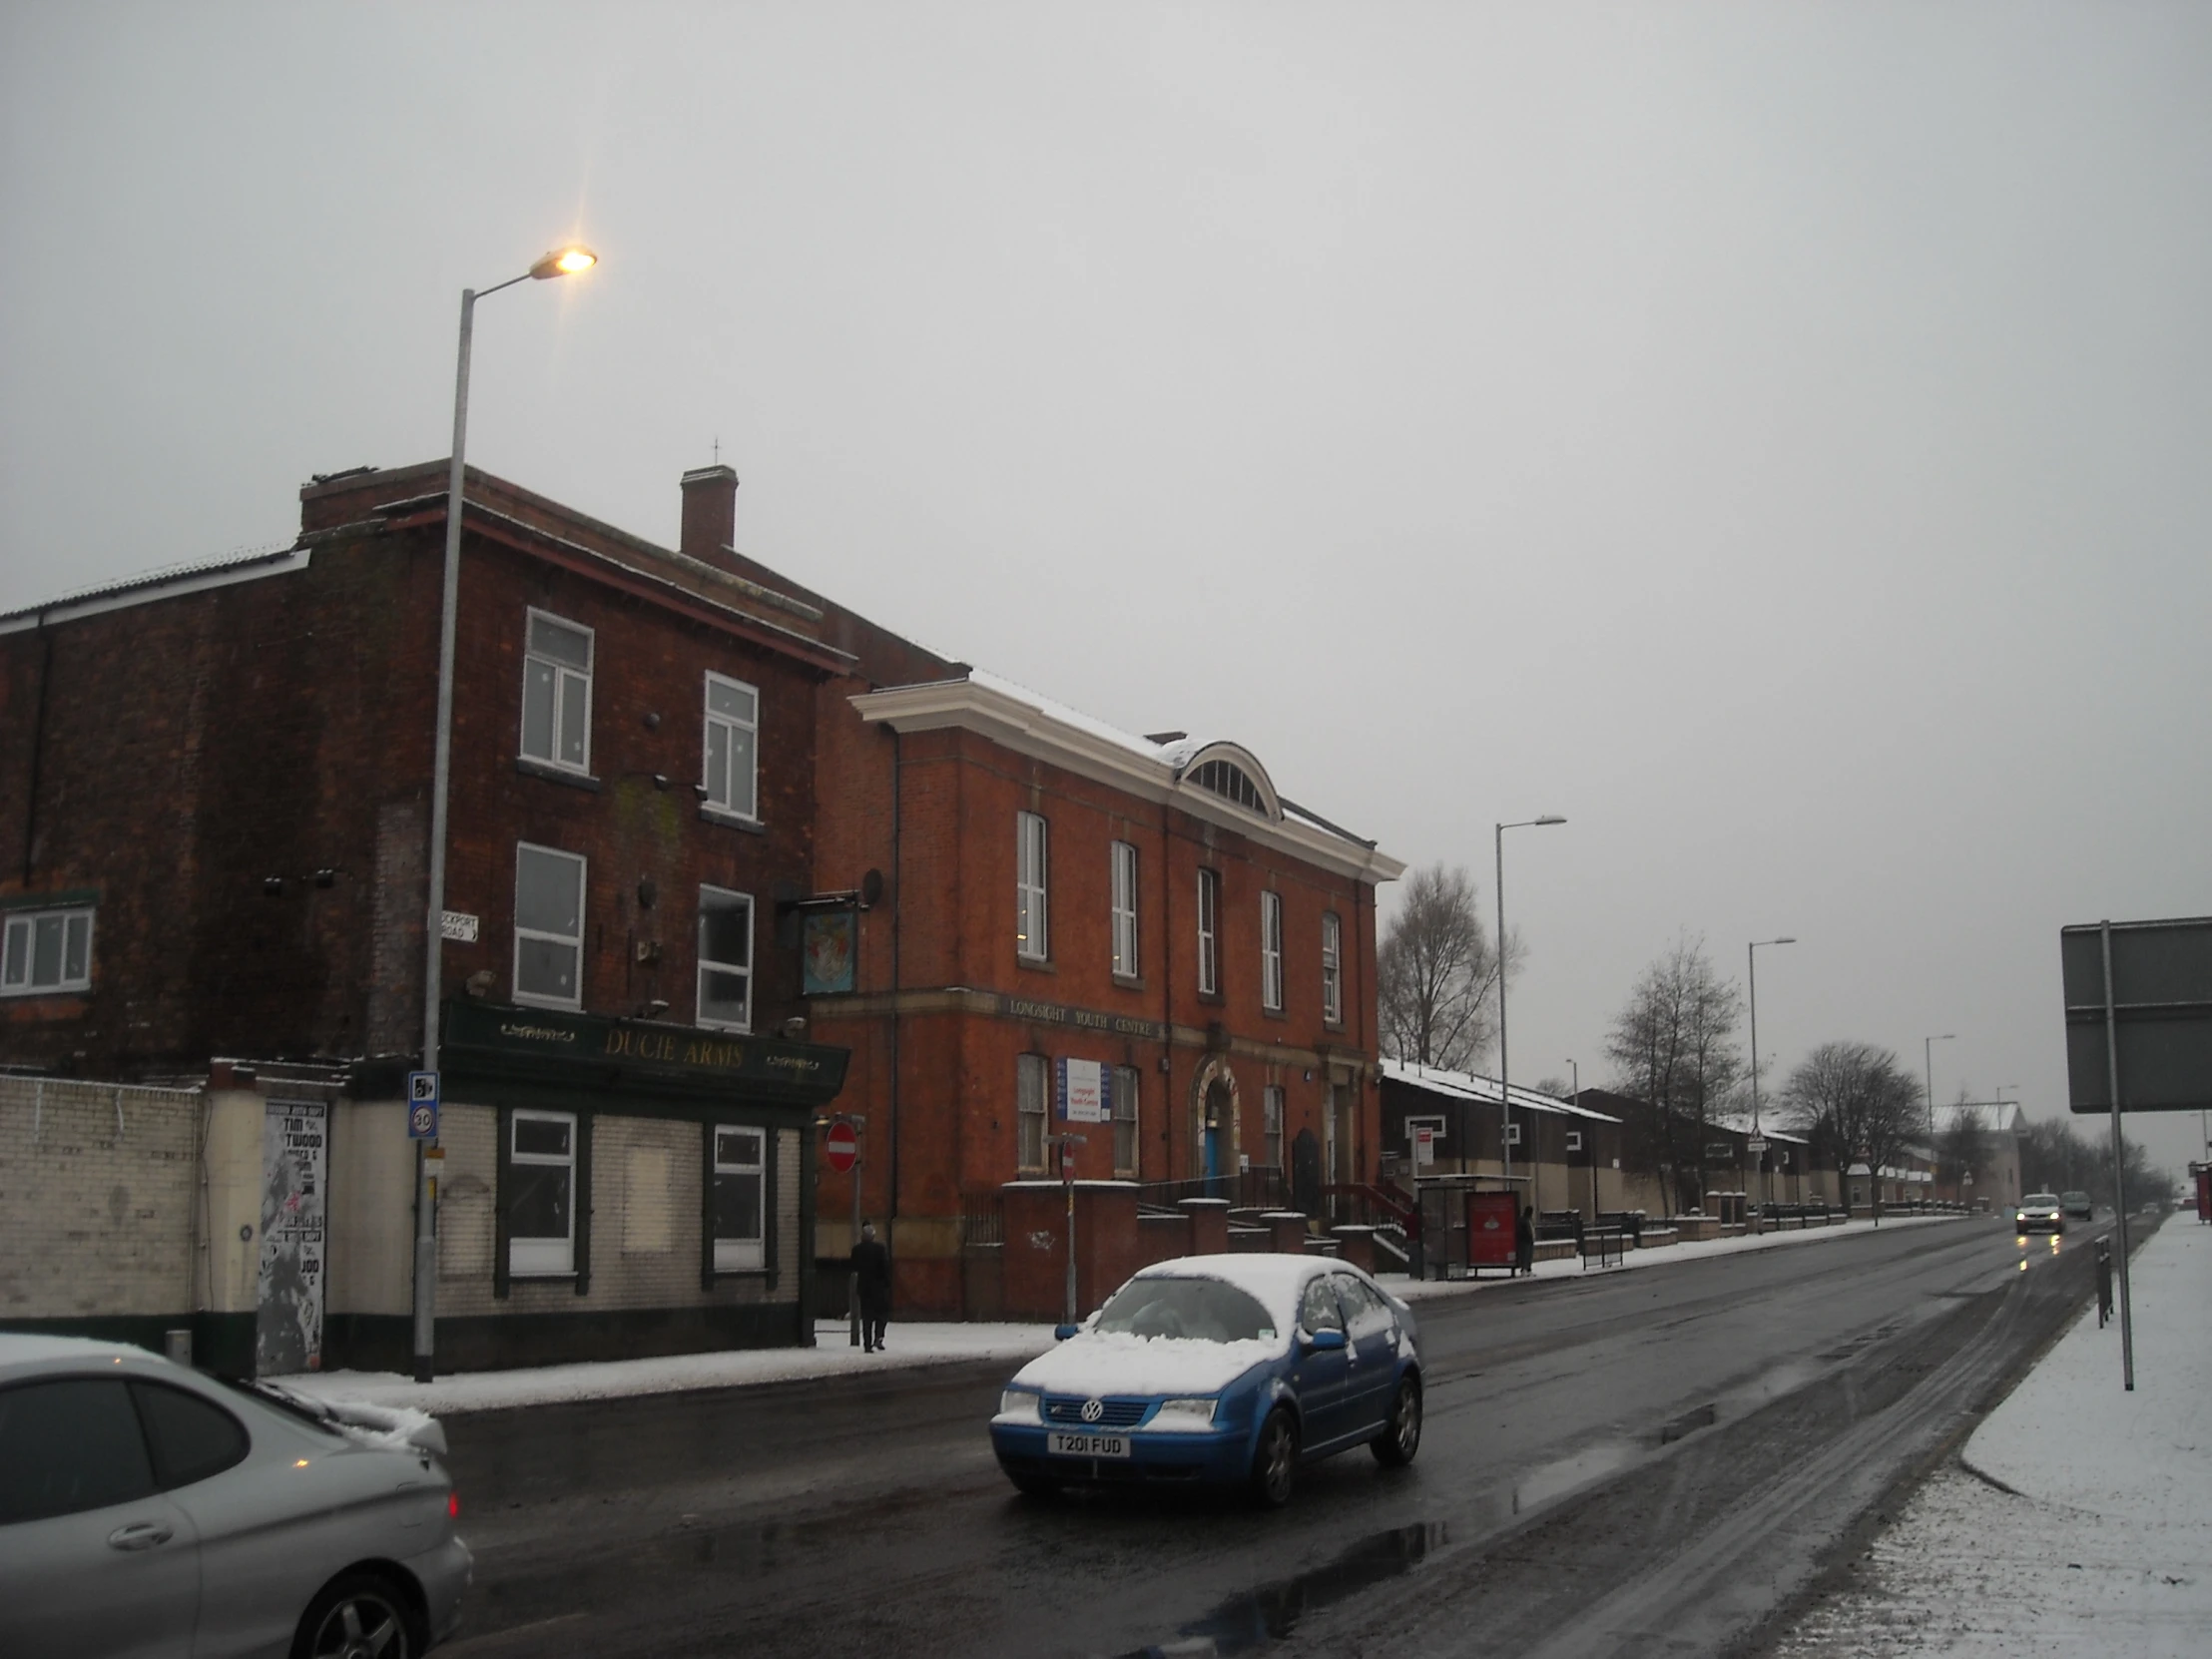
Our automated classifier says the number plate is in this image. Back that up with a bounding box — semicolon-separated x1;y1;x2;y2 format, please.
1047;1430;1130;1459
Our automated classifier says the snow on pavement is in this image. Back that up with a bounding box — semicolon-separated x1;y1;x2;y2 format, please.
270;1320;1058;1417
1378;1212;1961;1303
1773;1219;2211;1658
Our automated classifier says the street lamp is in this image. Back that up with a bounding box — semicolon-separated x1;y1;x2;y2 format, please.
412;243;599;1383
1747;938;1796;1218
1495;816;1565;1195
1924;1033;1956;1142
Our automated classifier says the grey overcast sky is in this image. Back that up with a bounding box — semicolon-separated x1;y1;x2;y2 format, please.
6;4;2208;1174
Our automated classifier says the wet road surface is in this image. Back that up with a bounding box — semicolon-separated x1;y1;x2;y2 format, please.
435;1218;2109;1659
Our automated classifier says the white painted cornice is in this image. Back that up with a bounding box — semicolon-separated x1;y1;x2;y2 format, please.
851;677;1404;884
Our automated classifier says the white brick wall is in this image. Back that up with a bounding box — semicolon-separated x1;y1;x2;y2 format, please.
0;1077;204;1320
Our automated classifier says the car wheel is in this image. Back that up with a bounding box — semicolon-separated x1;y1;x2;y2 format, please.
1372;1374;1422;1468
292;1571;417;1659
1250;1407;1299;1508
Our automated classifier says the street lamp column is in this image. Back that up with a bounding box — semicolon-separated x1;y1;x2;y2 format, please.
413;244;597;1384
1494;816;1565;1199
1747;937;1796;1222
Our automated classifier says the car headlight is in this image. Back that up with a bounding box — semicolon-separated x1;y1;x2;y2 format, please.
997;1388;1041;1423
1152;1396;1218;1428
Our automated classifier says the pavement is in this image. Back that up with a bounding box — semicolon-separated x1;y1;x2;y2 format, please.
270;1209;1955;1415
1770;1214;2210;1658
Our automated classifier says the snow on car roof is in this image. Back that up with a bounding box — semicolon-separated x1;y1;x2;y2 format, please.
0;1333;148;1369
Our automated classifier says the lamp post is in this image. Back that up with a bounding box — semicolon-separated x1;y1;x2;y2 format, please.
1495;816;1565;1195
1923;1033;1956;1143
412;243;598;1384
1747;938;1795;1221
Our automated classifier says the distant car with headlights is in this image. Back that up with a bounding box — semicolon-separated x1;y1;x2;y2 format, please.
0;1334;470;1659
2015;1193;2065;1234
989;1254;1423;1507
2059;1191;2093;1222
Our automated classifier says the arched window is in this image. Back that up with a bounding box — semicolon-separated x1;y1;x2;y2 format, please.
1190;759;1266;814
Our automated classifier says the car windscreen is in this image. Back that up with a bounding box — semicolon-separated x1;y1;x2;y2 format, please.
2024;1195;2059;1206
1093;1276;1278;1344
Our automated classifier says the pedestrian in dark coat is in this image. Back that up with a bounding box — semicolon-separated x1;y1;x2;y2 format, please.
850;1222;892;1352
1514;1205;1535;1277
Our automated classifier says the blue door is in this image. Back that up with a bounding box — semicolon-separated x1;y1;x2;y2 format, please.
1334;1273;1400;1433
1203;1122;1221;1188
1293;1278;1356;1448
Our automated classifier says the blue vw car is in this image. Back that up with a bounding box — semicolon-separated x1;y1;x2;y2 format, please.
990;1254;1423;1506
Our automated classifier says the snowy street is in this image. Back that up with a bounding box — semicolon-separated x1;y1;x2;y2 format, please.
395;1213;2125;1659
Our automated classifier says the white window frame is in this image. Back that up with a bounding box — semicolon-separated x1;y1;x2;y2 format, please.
1016;1052;1049;1174
1196;868;1220;995
1;906;94;996
711;1124;767;1272
1260;890;1284;1012
1321;911;1343;1026
1110;840;1140;978
519;608;595;776
1113;1066;1140;1178
696;885;755;1033
1016;811;1049;961
512;842;587;1010
701;671;760;822
508;1109;577;1277
1263;1084;1285;1172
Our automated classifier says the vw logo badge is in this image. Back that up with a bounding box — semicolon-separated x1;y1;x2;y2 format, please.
1080;1397;1105;1423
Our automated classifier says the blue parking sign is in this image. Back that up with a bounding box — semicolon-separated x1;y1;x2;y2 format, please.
407;1071;440;1140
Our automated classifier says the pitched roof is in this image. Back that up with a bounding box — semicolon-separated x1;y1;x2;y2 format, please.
1382;1060;1623;1123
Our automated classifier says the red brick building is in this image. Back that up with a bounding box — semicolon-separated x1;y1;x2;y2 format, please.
1;456;1399;1357
1;462;855;1371
802;676;1403;1316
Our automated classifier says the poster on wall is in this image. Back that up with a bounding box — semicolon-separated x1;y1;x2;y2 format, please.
1057;1057;1112;1123
802;909;857;995
256;1099;327;1376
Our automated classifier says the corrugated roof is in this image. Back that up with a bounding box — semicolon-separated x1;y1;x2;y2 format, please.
0;544;297;626
1382;1059;1623;1123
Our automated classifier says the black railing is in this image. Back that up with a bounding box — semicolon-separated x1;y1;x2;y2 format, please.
1132;1168;1288;1214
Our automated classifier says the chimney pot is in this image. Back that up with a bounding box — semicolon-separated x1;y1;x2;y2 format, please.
680;464;738;567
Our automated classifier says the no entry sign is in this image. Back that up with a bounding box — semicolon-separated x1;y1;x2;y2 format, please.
826;1120;858;1173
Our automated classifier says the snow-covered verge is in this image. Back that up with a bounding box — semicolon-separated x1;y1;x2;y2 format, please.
1772;1220;2210;1658
1378;1212;1961;1303
268;1320;1058;1417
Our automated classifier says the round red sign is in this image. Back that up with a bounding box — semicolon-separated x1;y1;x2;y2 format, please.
825;1121;858;1173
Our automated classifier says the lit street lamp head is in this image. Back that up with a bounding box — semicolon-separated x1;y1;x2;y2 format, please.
530;245;599;279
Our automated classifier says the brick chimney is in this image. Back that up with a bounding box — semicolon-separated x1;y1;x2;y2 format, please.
679;464;738;567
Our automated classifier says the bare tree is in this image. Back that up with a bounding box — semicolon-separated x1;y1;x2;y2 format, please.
1780;1041;1922;1215
1602;934;1744;1211
1378;864;1515;1071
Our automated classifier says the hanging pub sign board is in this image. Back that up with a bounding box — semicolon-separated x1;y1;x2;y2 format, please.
802;909;858;995
1057;1057;1111;1123
2060;916;2212;1112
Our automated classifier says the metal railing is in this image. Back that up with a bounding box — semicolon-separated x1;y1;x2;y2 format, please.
958;1190;1004;1249
1132;1168;1288;1214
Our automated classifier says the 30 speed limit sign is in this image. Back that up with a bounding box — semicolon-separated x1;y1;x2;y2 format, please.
407;1071;440;1141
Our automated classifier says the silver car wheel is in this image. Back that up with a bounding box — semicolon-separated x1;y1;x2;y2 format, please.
304;1585;411;1659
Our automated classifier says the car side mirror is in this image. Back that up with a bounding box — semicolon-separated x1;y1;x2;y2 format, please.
1053;1324;1080;1342
1304;1329;1348;1353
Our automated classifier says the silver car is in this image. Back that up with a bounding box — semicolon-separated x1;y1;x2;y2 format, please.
0;1334;470;1659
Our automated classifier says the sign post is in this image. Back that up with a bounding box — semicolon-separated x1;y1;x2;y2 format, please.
406;1071;440;1382
1046;1132;1088;1327
825;1116;863;1348
2059;915;2212;1387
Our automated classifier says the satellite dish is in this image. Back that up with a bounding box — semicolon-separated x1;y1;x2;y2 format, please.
860;868;884;908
